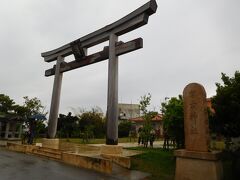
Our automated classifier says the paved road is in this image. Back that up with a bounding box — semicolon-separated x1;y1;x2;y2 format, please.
0;148;149;180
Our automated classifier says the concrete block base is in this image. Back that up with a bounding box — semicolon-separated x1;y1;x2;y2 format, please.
101;154;131;169
100;145;123;155
7;143;38;154
0;139;21;146
42;138;59;149
174;150;223;180
62;152;112;174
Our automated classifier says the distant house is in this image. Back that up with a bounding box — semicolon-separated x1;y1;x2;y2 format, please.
129;114;164;137
118;103;140;121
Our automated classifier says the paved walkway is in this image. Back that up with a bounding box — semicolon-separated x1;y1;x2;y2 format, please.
0;147;150;180
90;140;164;148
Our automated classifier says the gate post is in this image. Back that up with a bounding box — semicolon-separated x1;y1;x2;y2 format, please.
106;34;119;145
47;56;64;138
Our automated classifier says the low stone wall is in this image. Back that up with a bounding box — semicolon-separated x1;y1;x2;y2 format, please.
7;143;137;174
6;143;113;174
42;138;60;149
62;152;112;174
100;145;131;169
7;143;38;153
101;154;131;169
0;139;22;147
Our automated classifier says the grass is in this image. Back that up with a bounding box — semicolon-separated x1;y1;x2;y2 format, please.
128;147;235;180
36;137;138;144
37;137;163;144
128;147;175;180
59;137;138;144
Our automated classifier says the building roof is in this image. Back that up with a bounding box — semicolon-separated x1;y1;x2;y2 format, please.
129;114;162;122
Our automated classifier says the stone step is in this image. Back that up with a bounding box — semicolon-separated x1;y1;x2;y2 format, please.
38;147;62;154
32;149;62;160
61;152;112;174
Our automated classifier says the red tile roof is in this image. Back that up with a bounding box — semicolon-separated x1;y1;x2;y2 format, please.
129;114;162;122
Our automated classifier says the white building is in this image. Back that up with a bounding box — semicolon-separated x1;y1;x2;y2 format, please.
118;103;140;121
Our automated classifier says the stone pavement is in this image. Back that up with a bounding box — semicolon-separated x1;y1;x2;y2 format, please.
89;140;164;148
0;147;150;180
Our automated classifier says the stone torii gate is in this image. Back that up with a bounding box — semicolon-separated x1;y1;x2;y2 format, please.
41;0;157;146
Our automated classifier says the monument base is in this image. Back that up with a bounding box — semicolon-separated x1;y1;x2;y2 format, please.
100;145;123;155
42;138;60;149
174;150;223;180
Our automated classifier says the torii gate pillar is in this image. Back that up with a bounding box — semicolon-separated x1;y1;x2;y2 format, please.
47;56;64;138
106;34;119;145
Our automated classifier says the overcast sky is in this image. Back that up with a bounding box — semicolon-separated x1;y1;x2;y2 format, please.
0;0;239;115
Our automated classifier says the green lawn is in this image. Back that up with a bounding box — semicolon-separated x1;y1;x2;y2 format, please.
128;147;234;180
58;137;138;144
128;147;175;180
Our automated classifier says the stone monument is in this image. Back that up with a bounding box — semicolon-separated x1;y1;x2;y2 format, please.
174;83;223;180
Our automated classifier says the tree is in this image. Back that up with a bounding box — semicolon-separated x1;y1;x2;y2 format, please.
0;94;47;142
0;94;15;114
22;96;47;142
212;71;240;179
35;121;47;137
77;107;105;139
139;93;152;115
161;95;184;149
57;112;79;138
139;93;154;147
22;96;45;117
212;71;240;138
118;121;132;138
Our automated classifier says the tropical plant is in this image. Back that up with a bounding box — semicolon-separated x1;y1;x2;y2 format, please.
77;107;105;139
161;95;184;149
57;112;79;138
0;94;16;114
139;93;154;147
212;71;240;138
211;71;240;179
118;121;132;138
